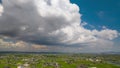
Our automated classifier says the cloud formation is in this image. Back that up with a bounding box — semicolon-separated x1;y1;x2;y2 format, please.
0;4;3;16
0;0;119;52
0;37;47;51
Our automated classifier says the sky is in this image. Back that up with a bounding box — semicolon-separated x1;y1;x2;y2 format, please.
0;0;120;53
70;0;120;31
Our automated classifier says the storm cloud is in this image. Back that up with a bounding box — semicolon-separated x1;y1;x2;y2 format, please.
0;0;119;48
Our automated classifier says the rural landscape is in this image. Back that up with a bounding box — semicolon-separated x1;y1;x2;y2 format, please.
0;52;120;68
0;0;120;68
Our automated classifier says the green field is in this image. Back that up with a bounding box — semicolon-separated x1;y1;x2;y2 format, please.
0;54;120;68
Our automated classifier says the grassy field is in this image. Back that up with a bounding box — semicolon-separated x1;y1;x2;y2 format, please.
0;53;120;68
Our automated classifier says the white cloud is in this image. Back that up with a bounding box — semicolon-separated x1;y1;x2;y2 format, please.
92;29;118;40
35;0;80;21
98;11;104;18
0;4;3;16
102;26;107;29
0;0;119;52
81;22;88;26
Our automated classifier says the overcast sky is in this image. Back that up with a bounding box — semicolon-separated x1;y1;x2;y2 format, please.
0;0;120;53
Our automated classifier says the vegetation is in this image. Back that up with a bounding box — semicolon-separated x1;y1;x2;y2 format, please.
0;53;120;68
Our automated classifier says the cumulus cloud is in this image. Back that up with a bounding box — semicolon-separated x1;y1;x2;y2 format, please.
0;0;119;52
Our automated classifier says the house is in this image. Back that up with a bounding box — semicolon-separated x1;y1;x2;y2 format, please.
89;67;97;68
17;65;24;68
